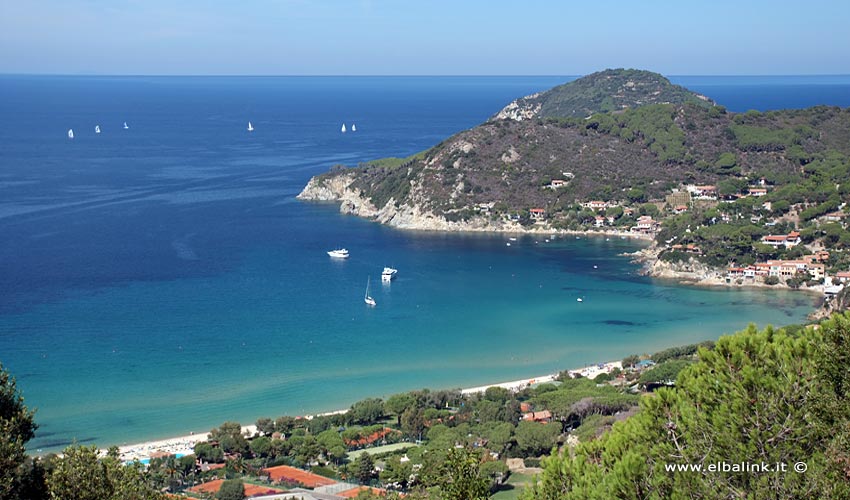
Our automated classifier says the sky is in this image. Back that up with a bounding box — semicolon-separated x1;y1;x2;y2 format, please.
1;0;848;75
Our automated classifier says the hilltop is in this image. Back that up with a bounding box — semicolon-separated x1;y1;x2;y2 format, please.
493;68;713;120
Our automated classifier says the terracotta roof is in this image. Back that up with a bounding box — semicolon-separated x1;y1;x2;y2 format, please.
262;465;337;487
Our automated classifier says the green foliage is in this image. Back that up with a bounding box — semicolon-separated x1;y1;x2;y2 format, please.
348;398;385;425
216;479;244;500
533;69;712;119
729;124;798;151
437;448;489;500
514;421;562;457
651;341;714;363
48;446;165;500
0;363;39;499
638;360;692;386
356;452;375;485
525;318;850;499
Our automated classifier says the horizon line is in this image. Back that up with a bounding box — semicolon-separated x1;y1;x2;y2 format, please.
3;72;850;78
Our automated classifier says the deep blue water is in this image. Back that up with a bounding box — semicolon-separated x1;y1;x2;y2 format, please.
0;75;844;453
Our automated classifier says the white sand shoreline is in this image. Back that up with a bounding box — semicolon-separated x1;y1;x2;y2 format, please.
102;361;622;462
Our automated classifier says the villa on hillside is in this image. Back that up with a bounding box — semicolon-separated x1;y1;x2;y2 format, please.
522;410;553;423
671;243;701;254
761;231;801;248
835;271;850;283
631;215;659;233
747;187;768;197
583;200;609;211
686;184;718;200
529;208;546;220
594;216;606;227
549;179;569;189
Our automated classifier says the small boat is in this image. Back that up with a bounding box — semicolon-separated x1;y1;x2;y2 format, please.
509;237;517;241
95;125;101;134
67;129;74;139
247;121;254;132
577;298;583;302
593;265;598;269
506;242;511;247
351;124;357;132
341;123;347;133
364;277;376;306
327;248;349;259
123;122;129;130
381;267;398;282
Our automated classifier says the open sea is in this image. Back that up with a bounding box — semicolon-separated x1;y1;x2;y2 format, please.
1;75;848;453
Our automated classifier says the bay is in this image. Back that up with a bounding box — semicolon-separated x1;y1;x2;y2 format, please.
0;75;839;452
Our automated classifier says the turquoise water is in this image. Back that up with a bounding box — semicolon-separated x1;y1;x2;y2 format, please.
0;76;831;452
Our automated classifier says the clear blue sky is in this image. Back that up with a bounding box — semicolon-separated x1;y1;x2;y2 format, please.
1;0;848;75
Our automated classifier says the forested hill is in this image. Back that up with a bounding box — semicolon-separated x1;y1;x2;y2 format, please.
300;69;850;228
493;68;713;120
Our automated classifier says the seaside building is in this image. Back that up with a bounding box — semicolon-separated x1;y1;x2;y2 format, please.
529;208;546;220
631;215;659;233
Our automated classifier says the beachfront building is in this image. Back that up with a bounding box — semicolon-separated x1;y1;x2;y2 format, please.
835;271;850;284
727;257;825;282
760;231;801;248
529;208;545;220
631;215;659;233
594;216;606;227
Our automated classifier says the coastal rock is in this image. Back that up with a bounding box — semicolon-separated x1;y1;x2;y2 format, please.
297;173;379;217
493;93;542;121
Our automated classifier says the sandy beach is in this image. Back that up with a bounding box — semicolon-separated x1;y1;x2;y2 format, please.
107;362;622;462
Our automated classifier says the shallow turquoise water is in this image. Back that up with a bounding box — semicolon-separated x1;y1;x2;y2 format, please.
0;76;824;452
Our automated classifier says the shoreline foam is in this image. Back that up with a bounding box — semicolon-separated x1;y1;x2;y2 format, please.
104;362;622;462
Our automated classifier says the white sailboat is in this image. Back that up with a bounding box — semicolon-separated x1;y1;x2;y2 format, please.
341;123;347;133
123;122;129;130
364;277;376;306
67;129;74;139
351;124;357;132
95;125;101;134
247;121;254;132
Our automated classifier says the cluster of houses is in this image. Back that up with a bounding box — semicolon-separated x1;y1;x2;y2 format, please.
727;250;832;284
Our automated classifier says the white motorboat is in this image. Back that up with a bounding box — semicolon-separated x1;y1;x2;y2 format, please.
327;248;349;259
381;267;398;282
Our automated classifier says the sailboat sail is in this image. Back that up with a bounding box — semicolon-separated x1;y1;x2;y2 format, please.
247;121;254;132
341;123;347;133
67;129;74;139
124;122;129;130
95;125;101;134
364;277;376;306
352;124;357;132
